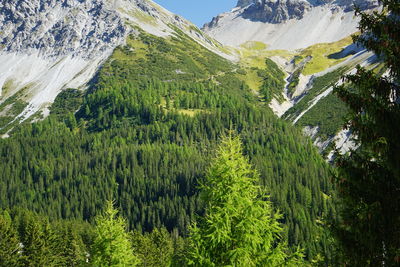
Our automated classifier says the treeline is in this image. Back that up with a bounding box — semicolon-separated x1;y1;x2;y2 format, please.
0;31;337;262
0;207;186;267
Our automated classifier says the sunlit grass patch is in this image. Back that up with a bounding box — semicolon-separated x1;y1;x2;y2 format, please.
236;69;263;91
299;36;354;75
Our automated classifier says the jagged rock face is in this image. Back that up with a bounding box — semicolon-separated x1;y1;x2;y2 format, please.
0;0;127;59
334;0;379;12
236;0;256;7
241;0;312;24
232;0;379;24
312;0;379;10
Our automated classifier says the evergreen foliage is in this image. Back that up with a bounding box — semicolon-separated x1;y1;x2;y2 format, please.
0;89;28;132
0;211;21;267
284;67;347;122
18;213;61;267
258;58;286;103
188;135;303;266
287;67;302;98
131;227;174;266
297;93;348;141
12;208;91;267
54;222;88;267
0;31;337;263
0;207;187;267
91;201;140;267
333;0;400;265
50;89;83;118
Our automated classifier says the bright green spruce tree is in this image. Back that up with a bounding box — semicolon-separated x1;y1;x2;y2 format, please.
91;201;140;267
333;0;400;265
188;135;303;266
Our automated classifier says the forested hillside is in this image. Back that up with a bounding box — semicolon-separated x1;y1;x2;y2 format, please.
0;29;337;263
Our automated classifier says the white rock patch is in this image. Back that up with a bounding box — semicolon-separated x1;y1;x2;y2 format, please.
0;51;110;123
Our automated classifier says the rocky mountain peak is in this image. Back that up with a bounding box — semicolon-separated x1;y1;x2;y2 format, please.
232;0;379;24
0;0;128;59
241;0;312;24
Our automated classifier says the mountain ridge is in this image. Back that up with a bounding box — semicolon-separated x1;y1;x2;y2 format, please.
201;0;380;157
0;0;380;159
0;0;231;129
203;0;379;49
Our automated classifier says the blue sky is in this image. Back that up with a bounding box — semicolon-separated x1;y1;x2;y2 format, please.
153;0;237;28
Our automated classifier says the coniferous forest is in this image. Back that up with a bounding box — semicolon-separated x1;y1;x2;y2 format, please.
0;29;337;265
1;1;399;264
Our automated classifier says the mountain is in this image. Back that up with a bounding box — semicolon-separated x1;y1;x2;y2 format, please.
203;0;381;156
0;0;229;133
203;0;379;49
1;0;380;155
0;0;340;262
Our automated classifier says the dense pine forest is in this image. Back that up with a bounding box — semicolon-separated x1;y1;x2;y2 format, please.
0;29;338;265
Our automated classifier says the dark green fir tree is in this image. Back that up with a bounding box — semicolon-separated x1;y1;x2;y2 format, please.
0;211;21;267
334;0;400;265
18;215;60;267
